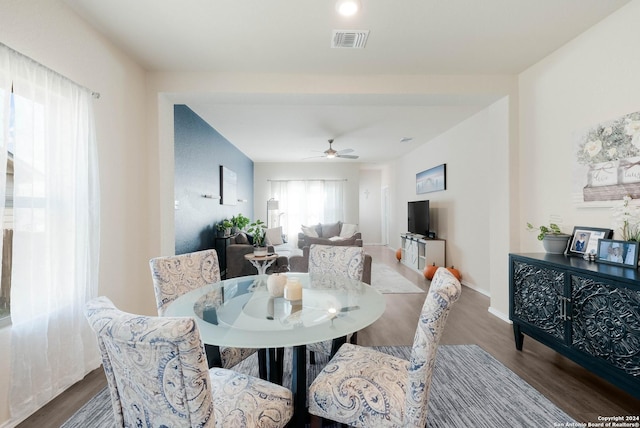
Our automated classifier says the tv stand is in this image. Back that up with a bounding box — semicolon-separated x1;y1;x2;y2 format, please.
400;233;445;273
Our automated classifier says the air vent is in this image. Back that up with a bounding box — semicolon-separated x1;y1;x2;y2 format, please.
331;30;369;48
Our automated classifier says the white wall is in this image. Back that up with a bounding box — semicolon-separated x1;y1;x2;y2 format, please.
358;169;383;244
390;98;510;302
518;1;640;251
0;1;150;426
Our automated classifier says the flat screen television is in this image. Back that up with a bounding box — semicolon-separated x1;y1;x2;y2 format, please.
408;200;429;236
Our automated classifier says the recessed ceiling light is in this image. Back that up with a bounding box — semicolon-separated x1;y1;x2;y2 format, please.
336;0;361;17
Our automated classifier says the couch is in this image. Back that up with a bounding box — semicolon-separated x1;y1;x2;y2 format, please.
226;232;289;278
297;221;362;249
288;243;372;285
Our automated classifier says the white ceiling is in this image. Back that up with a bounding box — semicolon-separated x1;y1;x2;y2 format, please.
64;0;630;163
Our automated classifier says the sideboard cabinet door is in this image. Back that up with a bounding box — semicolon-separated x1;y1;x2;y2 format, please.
511;259;568;348
571;274;640;378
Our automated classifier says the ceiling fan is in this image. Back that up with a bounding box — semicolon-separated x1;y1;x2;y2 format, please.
305;139;359;160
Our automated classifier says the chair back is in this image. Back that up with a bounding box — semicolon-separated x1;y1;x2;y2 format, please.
405;267;462;427
149;249;221;315
84;296;215;427
308;244;365;281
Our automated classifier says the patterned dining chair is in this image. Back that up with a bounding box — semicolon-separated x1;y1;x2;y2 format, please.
308;267;462;427
85;296;293;428
307;244;366;361
149;249;256;370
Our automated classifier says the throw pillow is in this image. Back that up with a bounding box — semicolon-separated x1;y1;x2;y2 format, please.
321;222;341;238
235;232;250;245
265;226;284;246
339;223;358;238
301;224;319;237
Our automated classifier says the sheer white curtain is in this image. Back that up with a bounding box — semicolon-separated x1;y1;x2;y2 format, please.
1;44;101;421
270;180;345;247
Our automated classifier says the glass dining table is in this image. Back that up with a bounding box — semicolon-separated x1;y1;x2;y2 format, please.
164;272;386;425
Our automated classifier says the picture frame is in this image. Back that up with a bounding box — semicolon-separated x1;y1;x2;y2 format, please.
596;239;639;267
220;165;237;206
567;226;613;257
416;164;446;194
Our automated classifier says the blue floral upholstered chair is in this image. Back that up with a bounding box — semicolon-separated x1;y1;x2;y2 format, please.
308;267;462;427
306;244;366;360
149;249;257;370
85;296;294;428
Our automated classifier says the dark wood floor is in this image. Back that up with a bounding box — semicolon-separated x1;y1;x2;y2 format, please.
17;245;640;427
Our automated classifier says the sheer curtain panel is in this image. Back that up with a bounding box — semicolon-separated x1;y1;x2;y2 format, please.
0;44;101;422
270;180;345;248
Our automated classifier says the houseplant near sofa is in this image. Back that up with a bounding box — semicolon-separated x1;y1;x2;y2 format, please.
247;219;268;256
231;213;250;234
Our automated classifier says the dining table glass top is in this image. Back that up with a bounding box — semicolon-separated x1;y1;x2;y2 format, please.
164;273;386;349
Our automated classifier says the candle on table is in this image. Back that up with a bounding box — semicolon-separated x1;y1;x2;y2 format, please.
284;278;302;301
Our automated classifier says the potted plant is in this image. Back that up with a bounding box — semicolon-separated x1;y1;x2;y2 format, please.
231;213;251;234
247;219;267;255
216;219;233;237
526;222;571;254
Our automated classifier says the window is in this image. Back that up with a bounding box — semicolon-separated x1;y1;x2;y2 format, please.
269;179;345;247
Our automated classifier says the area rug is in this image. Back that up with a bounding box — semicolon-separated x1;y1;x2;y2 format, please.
61;345;576;427
370;262;425;293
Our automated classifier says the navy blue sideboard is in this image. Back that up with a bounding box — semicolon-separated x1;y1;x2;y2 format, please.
509;253;640;399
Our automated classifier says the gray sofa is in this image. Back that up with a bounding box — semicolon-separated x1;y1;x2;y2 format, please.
297;221;362;249
226;232;289;278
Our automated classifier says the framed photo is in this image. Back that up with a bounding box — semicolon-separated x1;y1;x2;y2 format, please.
416;164;446;194
220;165;237;206
567;226;613;257
596;239;639;267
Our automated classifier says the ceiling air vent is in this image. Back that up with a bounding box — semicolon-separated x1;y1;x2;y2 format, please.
331;30;369;48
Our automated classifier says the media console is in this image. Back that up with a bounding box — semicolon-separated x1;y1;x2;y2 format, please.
400;233;445;273
509;253;640;399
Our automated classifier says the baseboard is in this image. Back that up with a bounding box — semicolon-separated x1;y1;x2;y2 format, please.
488;306;511;324
460;280;490;297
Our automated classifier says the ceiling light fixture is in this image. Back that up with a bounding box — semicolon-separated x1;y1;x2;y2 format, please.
336;0;361;16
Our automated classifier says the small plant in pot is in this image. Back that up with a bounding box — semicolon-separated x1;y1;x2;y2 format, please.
216;219;233;237
527;222;571;254
247;219;268;256
231;213;251;234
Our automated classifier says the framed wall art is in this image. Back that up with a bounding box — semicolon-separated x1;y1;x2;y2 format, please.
220;165;237;206
596;238;639;267
416;164;446;194
567;226;613;257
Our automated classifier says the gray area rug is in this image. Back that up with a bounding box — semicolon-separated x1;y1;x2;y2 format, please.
62;345;576;427
370;262;425;293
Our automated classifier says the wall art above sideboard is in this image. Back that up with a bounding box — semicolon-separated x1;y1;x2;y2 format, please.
574;110;640;205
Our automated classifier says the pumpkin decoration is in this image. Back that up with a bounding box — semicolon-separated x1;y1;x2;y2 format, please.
395;248;402;261
446;266;462;281
424;263;439;280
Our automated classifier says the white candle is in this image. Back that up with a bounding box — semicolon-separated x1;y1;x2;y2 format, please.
284;278;302;301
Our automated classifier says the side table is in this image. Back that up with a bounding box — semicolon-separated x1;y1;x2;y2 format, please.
244;253;279;275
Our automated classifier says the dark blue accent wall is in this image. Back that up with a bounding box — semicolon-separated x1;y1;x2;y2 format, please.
174;105;254;255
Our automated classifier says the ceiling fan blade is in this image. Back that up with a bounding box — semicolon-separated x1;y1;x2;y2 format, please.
336;154;359;159
302;155;327;160
337;148;354;154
